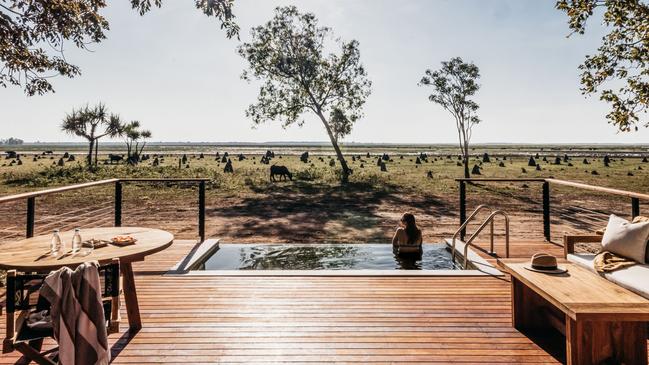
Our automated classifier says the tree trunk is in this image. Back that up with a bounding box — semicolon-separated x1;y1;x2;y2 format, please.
137;142;146;157
316;111;351;183
87;139;94;168
464;157;470;178
125;141;132;161
463;141;470;178
94;139;99;166
126;140;135;165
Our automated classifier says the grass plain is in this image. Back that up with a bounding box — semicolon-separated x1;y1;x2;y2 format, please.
0;143;647;247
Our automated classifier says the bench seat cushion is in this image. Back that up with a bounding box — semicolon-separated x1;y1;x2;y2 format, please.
567;253;597;273
567;253;649;300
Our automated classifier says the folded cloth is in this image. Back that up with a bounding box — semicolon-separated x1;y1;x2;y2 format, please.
39;262;109;365
27;310;52;330
594;251;637;273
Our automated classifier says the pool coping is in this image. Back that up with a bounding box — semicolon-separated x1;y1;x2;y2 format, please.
166;240;503;277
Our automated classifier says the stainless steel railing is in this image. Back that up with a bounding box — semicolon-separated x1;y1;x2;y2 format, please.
462;210;510;268
451;204;493;263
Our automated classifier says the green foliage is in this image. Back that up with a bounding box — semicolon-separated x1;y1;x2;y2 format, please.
330;108;354;143
238;6;371;128
0;0;237;95
556;0;649;131
61;103;122;167
419;57;481;178
121;121;152;164
0;0;108;95
294;165;326;181
131;0;238;38
238;6;371;182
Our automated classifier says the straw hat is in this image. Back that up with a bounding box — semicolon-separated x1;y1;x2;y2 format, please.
524;252;567;274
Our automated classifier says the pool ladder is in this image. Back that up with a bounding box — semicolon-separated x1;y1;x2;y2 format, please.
451;205;510;268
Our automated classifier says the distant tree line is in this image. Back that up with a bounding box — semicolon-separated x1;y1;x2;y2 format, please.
0;137;23;145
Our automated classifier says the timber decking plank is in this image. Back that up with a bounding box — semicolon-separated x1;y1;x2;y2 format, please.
1;239;646;364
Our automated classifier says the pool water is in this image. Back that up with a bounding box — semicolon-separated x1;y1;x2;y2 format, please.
193;243;462;270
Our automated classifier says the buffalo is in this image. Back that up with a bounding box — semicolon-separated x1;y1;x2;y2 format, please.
270;165;292;181
108;154;123;164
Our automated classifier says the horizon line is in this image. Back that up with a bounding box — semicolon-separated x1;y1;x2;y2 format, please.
6;141;649;147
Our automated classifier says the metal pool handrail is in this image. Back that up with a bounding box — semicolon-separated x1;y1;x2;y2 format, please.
463;210;510;268
451;204;493;263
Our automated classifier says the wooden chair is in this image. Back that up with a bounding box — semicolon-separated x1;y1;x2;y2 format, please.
2;259;121;365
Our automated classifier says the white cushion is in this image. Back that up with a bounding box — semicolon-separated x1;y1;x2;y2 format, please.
607;264;649;300
601;214;649;263
567;253;596;272
567;253;649;300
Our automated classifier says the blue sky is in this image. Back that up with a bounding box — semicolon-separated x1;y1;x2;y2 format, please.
1;0;648;144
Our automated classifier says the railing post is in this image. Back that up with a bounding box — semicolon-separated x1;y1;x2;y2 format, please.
631;197;640;218
114;181;122;227
459;180;466;241
543;181;551;241
198;181;206;242
26;197;35;238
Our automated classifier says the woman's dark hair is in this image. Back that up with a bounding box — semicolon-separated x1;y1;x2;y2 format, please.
401;213;421;244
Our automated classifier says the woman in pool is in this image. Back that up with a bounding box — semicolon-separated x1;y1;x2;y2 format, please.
392;212;422;254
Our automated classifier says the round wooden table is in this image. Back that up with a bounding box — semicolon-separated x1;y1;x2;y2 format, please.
0;227;174;330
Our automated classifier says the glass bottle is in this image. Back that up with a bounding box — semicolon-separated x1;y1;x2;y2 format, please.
72;228;82;255
50;230;62;256
83;237;94;256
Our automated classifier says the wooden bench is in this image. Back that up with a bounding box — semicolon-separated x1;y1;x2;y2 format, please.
500;260;649;365
563;233;602;258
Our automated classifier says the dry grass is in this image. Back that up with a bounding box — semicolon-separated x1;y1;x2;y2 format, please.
0;147;647;245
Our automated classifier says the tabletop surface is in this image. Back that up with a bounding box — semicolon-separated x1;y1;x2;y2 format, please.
0;227;174;271
501;260;649;320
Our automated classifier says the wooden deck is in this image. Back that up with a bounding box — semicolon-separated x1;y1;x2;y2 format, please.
1;239;646;364
468;238;566;264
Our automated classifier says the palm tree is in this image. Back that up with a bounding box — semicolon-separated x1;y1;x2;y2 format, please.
122;121;152;164
61;103;122;168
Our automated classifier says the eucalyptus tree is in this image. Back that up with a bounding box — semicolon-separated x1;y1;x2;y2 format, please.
61;104;122;168
238;6;371;183
122;121;152;164
556;0;649;131
1;0;237;95
419;57;481;178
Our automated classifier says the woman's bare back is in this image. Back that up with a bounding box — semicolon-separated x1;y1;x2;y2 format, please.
392;227;422;246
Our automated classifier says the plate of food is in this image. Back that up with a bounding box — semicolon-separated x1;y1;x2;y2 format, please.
110;235;138;246
83;239;110;249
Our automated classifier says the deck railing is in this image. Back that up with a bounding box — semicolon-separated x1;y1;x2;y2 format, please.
457;178;647;242
0;178;209;242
